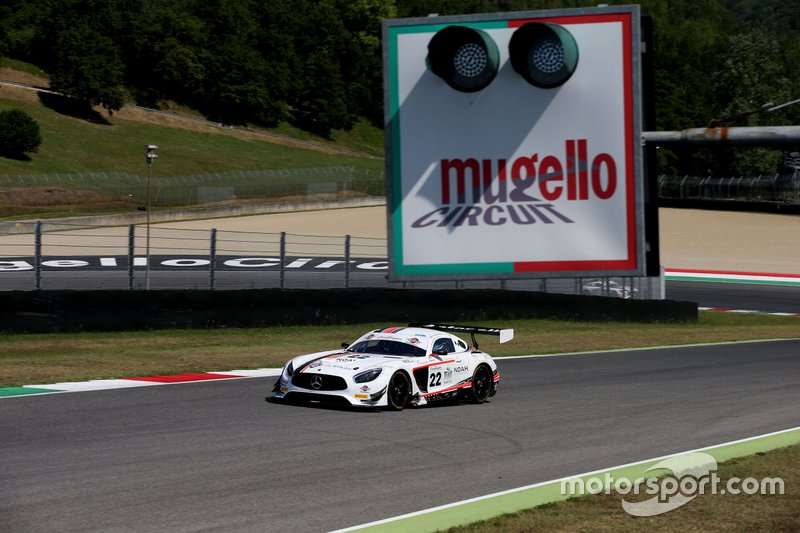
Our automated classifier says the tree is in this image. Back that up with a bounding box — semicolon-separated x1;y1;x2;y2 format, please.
711;31;793;175
48;25;126;115
0;108;42;156
113;0;209;107
30;0;126;115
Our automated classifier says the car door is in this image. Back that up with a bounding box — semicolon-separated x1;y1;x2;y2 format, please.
426;336;470;393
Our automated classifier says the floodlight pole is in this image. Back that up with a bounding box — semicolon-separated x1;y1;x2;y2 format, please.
144;144;159;290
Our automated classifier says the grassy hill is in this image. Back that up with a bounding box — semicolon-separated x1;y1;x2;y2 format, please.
0;62;385;178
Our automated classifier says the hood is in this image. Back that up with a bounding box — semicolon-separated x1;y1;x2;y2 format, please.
295;351;408;376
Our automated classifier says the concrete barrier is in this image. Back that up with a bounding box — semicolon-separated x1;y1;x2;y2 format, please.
0;196;387;234
0;288;697;333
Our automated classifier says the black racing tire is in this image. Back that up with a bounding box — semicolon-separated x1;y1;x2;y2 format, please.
386;371;410;411
469;364;493;404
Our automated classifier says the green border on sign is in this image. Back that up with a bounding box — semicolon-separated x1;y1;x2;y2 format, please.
387;21;511;277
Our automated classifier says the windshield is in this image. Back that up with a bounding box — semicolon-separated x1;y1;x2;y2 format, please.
348;339;426;357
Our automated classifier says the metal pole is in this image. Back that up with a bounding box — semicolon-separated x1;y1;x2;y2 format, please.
344;234;351;289
643;125;800;146
144;145;159;290
128;224;135;290
210;228;217;290
34;221;42;290
145;164;151;290
279;231;286;289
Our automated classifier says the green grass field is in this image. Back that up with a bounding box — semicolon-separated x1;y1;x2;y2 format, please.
1;61;384;181
0;95;385;177
0;69;386;218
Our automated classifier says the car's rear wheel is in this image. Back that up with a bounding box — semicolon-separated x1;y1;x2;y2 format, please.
386;371;410;411
469;365;492;403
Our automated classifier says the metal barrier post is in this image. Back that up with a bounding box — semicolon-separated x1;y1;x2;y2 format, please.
344;235;351;288
280;232;286;289
210;228;217;290
128;224;135;290
34;221;42;290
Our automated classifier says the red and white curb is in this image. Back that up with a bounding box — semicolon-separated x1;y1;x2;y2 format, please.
666;268;800;286
0;368;282;398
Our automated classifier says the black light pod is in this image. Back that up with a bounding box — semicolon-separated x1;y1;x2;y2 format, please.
427;26;500;92
509;23;578;88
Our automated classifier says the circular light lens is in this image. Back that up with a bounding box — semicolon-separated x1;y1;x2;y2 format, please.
509;22;579;89
531;39;565;74
453;42;488;78
427;26;499;92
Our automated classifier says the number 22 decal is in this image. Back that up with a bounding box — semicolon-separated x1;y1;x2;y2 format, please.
429;371;442;388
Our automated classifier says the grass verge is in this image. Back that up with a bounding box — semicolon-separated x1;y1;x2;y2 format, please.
0;95;384;177
0;311;797;387
444;443;800;532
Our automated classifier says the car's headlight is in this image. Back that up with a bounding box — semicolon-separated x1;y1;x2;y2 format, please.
283;361;295;379
354;368;383;383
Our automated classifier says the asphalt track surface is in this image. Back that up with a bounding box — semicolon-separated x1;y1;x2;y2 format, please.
666;281;800;313
2;339;799;532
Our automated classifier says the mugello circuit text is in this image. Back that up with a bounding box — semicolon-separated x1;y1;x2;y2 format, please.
411;139;619;229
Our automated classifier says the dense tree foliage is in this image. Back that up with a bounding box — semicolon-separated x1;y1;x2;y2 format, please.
0;108;42;156
1;0;799;172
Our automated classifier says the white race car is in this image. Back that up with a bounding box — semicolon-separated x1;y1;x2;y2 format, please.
269;323;513;410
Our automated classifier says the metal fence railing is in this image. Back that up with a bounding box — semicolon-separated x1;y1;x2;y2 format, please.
658;173;800;202
0;220;664;298
0;167;386;216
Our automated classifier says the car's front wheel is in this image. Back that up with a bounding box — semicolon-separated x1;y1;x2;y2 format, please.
469;365;492;403
386;371;410;411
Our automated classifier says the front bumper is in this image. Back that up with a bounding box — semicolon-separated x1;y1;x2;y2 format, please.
269;374;388;407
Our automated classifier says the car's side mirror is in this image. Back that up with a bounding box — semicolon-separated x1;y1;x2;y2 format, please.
341;342;350;349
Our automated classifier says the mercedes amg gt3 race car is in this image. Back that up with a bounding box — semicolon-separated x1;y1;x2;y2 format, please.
269;323;513;410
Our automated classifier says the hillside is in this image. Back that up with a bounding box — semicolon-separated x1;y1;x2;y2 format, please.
0;65;385;178
4;0;800;179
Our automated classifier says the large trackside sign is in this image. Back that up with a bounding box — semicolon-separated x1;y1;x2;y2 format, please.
382;6;644;281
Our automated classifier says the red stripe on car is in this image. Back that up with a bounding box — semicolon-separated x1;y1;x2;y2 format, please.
422;382;472;397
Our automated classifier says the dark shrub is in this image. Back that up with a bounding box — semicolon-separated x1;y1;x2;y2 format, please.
0;108;42;156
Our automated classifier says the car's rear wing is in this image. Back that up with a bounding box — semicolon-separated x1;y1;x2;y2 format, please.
408;323;514;349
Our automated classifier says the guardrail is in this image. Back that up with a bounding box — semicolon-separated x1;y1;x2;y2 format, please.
0;220;664;298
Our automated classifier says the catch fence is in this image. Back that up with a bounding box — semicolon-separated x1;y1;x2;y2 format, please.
658;173;800;203
0;220;663;298
0;166;385;216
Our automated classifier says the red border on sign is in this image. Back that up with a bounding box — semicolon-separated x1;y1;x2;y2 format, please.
510;12;637;273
